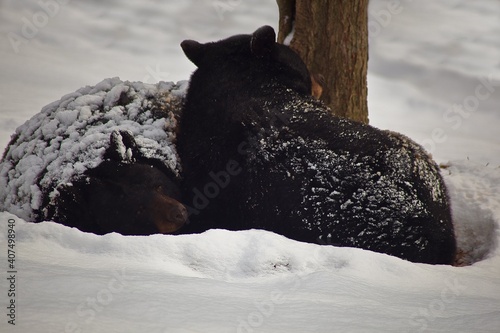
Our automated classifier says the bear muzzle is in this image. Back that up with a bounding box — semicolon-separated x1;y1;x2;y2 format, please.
150;194;188;234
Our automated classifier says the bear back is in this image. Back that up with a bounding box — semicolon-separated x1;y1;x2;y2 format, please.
178;26;456;264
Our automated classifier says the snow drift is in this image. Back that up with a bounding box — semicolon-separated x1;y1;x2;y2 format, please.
0;159;499;332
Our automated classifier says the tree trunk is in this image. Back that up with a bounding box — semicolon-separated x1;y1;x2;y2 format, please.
277;0;369;124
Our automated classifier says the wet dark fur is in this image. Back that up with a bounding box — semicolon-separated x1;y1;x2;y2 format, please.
177;26;456;264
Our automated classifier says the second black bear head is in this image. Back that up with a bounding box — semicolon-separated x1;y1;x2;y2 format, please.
180;25;312;97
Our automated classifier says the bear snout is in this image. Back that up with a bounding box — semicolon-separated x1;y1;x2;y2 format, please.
169;203;188;225
151;193;188;234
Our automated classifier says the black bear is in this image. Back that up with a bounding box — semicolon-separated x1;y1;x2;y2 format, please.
43;130;188;235
177;26;456;264
0;78;188;235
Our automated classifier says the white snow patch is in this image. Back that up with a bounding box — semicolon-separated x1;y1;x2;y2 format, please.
442;161;500;265
0;78;184;221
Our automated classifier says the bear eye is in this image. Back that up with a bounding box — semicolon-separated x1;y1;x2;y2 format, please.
156;185;163;193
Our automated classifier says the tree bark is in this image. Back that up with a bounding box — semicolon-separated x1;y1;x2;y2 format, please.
277;0;369;124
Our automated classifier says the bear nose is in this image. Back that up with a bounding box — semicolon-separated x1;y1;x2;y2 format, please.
171;204;188;225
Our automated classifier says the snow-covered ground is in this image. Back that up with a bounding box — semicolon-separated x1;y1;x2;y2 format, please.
1;0;499;332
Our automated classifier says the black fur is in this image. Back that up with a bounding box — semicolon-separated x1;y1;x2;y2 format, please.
178;26;456;264
0;79;188;236
43;131;187;235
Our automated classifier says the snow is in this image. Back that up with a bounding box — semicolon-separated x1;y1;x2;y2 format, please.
0;78;184;222
1;164;500;332
444;162;500;266
367;0;500;165
234;93;453;262
1;0;500;332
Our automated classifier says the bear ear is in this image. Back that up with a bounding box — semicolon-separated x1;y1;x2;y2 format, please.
181;40;205;67
250;25;276;58
105;130;140;163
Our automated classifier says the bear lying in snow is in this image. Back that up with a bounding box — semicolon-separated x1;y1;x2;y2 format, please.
0;78;188;235
177;26;457;264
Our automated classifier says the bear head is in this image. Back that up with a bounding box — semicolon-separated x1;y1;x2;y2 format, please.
50;130;188;235
181;25;312;98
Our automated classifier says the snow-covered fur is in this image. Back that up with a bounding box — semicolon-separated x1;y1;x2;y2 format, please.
0;77;188;235
178;26;456;264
